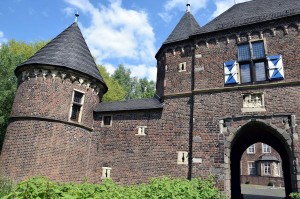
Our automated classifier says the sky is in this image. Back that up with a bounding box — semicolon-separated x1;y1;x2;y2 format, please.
0;0;251;81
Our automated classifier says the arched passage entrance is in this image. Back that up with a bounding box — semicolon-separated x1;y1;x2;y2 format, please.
229;120;296;198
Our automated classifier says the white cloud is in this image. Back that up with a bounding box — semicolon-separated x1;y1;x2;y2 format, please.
125;64;156;81
63;7;75;16
0;31;7;47
212;0;252;18
64;0;156;81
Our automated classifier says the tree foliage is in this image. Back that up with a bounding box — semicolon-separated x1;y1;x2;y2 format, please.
98;65;126;102
112;64;156;100
0;40;47;150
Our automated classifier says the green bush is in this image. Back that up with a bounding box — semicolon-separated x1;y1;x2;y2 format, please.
0;176;15;198
290;192;300;199
3;176;227;199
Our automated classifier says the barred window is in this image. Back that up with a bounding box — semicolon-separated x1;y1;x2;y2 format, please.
238;44;251;61
252;41;265;59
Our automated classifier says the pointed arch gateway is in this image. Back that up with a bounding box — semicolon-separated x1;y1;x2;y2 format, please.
224;119;297;198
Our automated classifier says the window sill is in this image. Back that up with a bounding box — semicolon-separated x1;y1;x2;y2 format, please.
135;134;146;136
241;107;266;113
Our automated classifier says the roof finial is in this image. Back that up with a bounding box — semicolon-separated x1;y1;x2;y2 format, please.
75;11;79;23
186;3;191;12
234;0;237;4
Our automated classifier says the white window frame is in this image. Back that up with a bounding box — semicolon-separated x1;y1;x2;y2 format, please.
178;62;187;72
247;144;255;154
262;143;271;153
102;115;113;127
69;89;85;123
136;126;147;136
101;167;112;179
177;151;188;165
264;162;271;175
248;161;256;175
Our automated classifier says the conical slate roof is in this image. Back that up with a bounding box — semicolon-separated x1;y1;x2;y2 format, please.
163;10;201;44
16;22;107;91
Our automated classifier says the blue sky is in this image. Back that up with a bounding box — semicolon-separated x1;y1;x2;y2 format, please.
0;0;250;81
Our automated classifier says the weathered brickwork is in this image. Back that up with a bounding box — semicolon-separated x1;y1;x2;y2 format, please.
0;120;92;182
1;3;300;198
89;97;191;184
11;69;100;128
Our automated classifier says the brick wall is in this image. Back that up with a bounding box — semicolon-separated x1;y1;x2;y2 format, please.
90;97;191;184
0;120;92;182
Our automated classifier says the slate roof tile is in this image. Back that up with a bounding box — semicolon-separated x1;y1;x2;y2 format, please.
94;97;163;113
196;0;300;35
163;11;201;44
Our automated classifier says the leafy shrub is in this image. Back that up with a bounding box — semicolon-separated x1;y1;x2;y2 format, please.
3;176;227;199
0;176;15;198
290;192;300;199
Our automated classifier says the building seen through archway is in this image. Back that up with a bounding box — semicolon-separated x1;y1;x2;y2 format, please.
240;142;283;187
229;120;295;199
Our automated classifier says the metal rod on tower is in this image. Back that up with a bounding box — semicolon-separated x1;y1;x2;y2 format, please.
75;11;79;23
186;3;190;12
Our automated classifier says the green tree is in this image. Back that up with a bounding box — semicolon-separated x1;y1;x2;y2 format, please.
0;40;47;150
112;64;156;100
98;65;126;102
111;64;132;99
139;77;156;99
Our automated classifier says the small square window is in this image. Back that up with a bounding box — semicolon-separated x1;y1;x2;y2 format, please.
101;167;112;179
177;151;188;165
102;116;112;126
178;62;186;72
136;126;147;135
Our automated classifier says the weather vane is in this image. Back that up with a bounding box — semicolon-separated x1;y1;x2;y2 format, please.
75;11;79;23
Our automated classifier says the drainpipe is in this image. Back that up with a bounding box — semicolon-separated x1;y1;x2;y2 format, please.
290;115;298;192
188;44;196;180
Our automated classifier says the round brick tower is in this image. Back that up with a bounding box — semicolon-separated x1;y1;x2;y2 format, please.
0;22;107;182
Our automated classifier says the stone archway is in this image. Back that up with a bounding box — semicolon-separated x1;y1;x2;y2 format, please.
224;119;296;199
